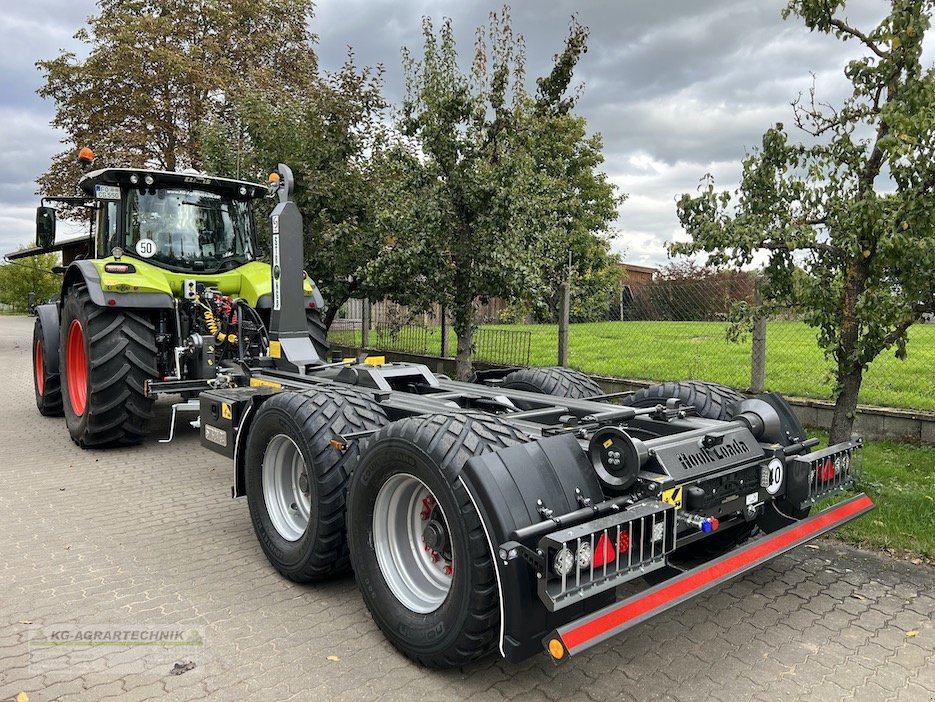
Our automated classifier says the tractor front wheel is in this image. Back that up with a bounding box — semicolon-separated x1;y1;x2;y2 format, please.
59;285;157;447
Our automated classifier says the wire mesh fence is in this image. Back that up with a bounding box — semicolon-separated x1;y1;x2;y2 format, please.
327;281;935;412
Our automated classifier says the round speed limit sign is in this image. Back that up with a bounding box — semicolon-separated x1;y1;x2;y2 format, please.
135;238;156;258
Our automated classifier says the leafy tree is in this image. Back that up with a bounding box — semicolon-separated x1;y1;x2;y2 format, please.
369;9;619;378
203;56;387;327
524;48;623;323
0;252;61;313
36;0;318;196
673;0;935;443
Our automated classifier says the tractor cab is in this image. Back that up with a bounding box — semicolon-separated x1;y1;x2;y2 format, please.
77;168;267;273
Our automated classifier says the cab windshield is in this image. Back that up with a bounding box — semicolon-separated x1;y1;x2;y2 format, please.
125;188;255;272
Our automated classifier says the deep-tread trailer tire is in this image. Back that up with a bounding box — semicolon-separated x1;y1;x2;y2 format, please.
306;307;329;360
59;286;157;447
499;366;603;399
244;387;389;582
33;316;63;416
625;380;746;421
347;412;528;668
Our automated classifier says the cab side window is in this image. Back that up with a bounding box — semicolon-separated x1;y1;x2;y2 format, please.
96;201;118;257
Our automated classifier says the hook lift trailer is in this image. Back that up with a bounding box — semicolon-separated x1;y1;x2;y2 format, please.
181;165;874;667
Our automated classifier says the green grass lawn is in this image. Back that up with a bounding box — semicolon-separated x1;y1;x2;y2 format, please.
824;435;935;559
483;320;935;410
331;319;935;411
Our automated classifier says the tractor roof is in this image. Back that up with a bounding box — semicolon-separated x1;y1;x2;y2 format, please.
78;168;266;199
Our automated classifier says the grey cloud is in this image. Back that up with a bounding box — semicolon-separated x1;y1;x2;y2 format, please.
0;0;912;266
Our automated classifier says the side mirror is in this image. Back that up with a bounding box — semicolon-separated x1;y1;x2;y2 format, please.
36;206;56;248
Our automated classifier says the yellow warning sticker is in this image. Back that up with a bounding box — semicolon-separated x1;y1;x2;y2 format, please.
661;486;683;509
221;403;232;420
268;340;281;359
250;378;282;390
602;438;614;449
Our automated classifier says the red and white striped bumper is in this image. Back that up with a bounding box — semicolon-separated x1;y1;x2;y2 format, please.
544;493;875;661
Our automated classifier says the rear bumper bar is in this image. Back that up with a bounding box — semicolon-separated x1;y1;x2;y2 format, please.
544;493;874;661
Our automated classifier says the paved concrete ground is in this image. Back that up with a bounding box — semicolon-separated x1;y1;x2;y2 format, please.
0;314;932;702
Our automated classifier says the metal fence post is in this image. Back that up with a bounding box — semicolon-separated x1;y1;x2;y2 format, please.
750;277;766;394
440;305;449;357
361;298;370;349
558;281;570;367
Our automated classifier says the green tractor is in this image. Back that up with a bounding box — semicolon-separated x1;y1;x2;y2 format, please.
15;151;327;447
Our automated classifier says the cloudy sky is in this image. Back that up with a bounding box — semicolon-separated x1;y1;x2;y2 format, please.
0;1;902;265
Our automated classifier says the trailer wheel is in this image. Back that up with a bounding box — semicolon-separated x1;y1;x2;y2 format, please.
500;367;603;399
244;387;389;582
33;316;63;416
59;285;156;447
306;307;329;360
347;412;528;667
625;380;745;421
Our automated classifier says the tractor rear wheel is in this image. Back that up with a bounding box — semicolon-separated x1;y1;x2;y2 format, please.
306;307;329;360
33;316;63;416
59;285;157;447
347;412;528;667
500;366;603;399
244;386;389;582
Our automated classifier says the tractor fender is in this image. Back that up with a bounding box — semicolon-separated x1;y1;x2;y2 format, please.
62;260;174;309
255;284;325;310
35;302;61;374
458;433;616;662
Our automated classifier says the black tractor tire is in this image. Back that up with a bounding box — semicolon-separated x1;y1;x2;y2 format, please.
244;386;390;582
306;307;329;361
625;380;746;421
347;412;529;668
59;285;157;447
33;316;63;416
499;366;603;399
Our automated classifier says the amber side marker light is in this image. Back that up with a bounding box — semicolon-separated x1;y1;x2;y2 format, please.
548;639;565;660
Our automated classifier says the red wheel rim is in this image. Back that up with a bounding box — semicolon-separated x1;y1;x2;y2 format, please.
35;339;44;396
66;319;88;416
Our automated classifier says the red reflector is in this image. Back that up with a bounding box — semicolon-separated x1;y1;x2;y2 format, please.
107;299;116;306
819;458;835;481
592;533;616;568
709;517;719;531
618;532;630;553
308;301;316;308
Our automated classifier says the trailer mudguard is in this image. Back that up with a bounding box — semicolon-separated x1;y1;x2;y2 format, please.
199;385;280;497
62;260;174;309
459;433;616;662
34;303;61;375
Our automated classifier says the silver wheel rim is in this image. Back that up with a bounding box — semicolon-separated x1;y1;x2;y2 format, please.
373;474;453;614
262;434;311;542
